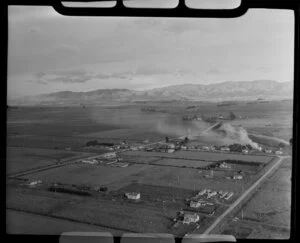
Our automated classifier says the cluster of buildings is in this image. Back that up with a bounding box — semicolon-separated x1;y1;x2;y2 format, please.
173;211;200;226
144;143;176;153
81;152;129;168
188;189;234;206
219;162;231;169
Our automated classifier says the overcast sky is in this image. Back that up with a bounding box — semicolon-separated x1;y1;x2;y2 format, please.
7;6;294;98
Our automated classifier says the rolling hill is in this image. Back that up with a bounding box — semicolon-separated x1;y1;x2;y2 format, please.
9;80;293;106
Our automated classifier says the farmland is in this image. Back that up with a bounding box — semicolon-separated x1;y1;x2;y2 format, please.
19;163;153;190
151;158;216;169
219;158;291;239
6;147;96;175
7;209;124;235
6;100;292;238
120;150;273;164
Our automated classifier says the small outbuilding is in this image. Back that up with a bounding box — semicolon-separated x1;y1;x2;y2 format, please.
125;192;141;200
233;175;243;180
102;152;117;159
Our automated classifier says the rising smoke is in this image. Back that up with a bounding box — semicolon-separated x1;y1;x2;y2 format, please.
216;123;259;149
89;107;259;148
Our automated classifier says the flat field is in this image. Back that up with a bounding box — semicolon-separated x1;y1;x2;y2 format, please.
119;150;272;164
6;209;123;235
119;155;161;164
152;158;216;168
6;185;185;236
220;158;291;239
20;163;153;190
6;101;293;236
6;147;96;174
108;165;248;196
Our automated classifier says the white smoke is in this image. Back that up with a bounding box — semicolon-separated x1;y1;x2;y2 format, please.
215;123;259;149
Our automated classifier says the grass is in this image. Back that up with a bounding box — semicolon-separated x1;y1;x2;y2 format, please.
6;102;293;236
120;150;272;164
6;209;124;235
6;147;96;174
21;163;153;189
152;158;216;168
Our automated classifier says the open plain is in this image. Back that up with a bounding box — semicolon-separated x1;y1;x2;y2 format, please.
6;100;292;238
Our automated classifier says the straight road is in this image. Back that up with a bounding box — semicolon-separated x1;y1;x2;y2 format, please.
201;155;290;235
7;153;102;178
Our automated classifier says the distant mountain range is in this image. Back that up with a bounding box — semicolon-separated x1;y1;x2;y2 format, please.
9;80;293;106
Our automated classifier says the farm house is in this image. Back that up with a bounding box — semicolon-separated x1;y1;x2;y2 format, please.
233;175;243;180
167;149;175;153
190;200;206;208
219;162;231;169
183;213;199;224
125;192;141;200
242;149;249;154
28;180;43;186
102;152;117;159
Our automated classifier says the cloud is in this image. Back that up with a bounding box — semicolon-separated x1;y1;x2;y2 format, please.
175;68;193;76
32;68;134;85
110;71;133;79
94;71;133;80
257;66;273;73
94;73;111;79
206;68;224;75
34;72;46;79
135;65;170;76
34;68;93;84
36;80;48;85
50;44;80;58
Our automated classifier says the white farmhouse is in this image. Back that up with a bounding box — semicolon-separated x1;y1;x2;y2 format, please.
125;192;141;200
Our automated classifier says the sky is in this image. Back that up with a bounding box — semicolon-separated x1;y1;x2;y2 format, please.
7;5;294;98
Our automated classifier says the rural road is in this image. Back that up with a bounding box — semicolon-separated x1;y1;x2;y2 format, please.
201;155;291;235
7;153;104;178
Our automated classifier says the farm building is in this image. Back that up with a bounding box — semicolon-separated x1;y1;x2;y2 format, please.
125;192;141;200
233;175;243;180
207;191;217;199
190;200;206;208
220;191;228;199
102;152;117;159
183;213;200;224
82;159;98;164
167;149;175;153
106;160;117;165
167;143;176;149
242;149;249;154
112;162;129;168
221;147;230;152
219;162;231;169
264;149;272;154
28;180;43;186
202;146;210;151
224;192;234;200
198;189;207;196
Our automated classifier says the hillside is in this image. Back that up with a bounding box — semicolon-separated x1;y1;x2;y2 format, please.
9;80;293;106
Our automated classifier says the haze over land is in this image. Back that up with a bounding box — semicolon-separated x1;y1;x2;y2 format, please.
8;80;293;106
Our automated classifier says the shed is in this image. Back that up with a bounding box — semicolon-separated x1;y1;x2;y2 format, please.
125;192;141;200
